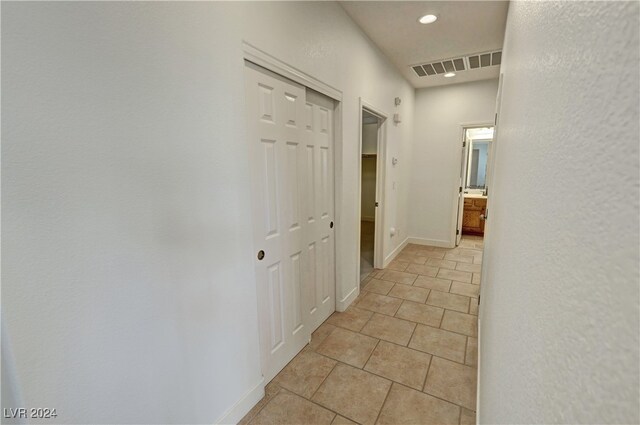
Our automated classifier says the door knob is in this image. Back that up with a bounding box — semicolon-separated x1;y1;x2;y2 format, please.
257;250;265;260
480;214;486;221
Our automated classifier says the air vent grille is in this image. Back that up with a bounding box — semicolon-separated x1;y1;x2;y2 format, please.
411;50;502;77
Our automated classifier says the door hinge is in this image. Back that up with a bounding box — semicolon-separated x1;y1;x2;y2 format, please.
478;295;480;305
459;186;462;193
375;201;379;207
495;113;498;125
456;229;459;235
462;141;466;148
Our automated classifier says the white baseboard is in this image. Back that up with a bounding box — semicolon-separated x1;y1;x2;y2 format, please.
406;237;455;249
215;377;265;425
337;285;359;312
361;216;375;222
383;237;409;268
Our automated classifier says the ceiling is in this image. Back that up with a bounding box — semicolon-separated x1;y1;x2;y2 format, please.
340;1;509;88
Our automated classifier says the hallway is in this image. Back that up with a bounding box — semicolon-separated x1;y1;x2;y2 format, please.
241;237;483;425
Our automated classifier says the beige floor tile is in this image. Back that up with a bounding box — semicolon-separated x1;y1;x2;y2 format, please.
460;408;476;425
405;263;439;277
426;258;457;270
274;350;337;398
388;283;430;303
469;298;479;315
408;324;467;363
379;270;418;285
444;253;474;264
239;383;283;425
312;363;391;425
424;357;477;410
326;307;373;332
249;390;335;425
331;416;357;425
395;301;444;327
386;260;409;272
450;281;480;298
426;290;470;313
456;262;482;273
472;273;481;284
356;292;403;316
377;383;460;425
465;337;478;367
309;323;338;351
395;253;427;265
421;250;446;260
316;327;378;368
364;341;431;390
361;278;394;296
455;248;483;257
402;244;432;254
437;268;473;283
414;275;452;292
360;313;416;346
441;310;478;337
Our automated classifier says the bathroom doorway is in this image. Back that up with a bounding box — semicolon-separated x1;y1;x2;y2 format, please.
456;125;494;245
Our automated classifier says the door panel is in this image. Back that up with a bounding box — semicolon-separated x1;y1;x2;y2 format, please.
245;62;309;383
305;90;336;331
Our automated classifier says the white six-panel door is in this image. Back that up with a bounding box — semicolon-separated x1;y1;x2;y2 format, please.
304;89;336;332
244;62;335;384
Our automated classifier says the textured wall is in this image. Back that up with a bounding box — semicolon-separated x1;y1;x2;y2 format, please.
478;2;640;423
1;2;414;423
410;80;498;246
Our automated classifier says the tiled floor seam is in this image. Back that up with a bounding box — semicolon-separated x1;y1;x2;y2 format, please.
313;334;469;378
310;348;468;410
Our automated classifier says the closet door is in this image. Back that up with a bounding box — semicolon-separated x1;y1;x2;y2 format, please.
244;62;309;383
304;90;336;332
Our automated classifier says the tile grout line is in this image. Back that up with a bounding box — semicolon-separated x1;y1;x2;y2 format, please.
421;354;433;392
308;360;338;401
372;380;394;425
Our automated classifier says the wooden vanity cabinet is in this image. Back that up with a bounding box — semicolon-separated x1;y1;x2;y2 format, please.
462;197;487;236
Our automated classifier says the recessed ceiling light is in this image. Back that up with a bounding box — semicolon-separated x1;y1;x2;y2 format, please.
418;14;438;24
444;72;456;78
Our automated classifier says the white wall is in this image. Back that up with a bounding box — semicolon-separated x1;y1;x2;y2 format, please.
410;79;498;246
1;2;414;423
479;1;639;423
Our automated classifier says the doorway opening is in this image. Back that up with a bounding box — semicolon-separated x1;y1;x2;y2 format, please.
359;107;386;281
455;125;495;245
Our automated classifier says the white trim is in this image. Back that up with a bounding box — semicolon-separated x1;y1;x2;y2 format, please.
337;285;359;313
383;237;409;268
407;237;455;249
242;41;342;102
215;377;265;425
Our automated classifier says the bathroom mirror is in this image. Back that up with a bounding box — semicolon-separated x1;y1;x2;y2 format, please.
466;139;490;191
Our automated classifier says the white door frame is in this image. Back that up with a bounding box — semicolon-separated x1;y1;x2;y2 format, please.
454;122;495;245
357;98;388;283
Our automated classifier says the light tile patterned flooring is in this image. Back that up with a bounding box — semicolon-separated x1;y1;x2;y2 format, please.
240;236;483;425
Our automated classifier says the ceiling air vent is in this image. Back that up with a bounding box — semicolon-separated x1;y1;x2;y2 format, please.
411;50;502;77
